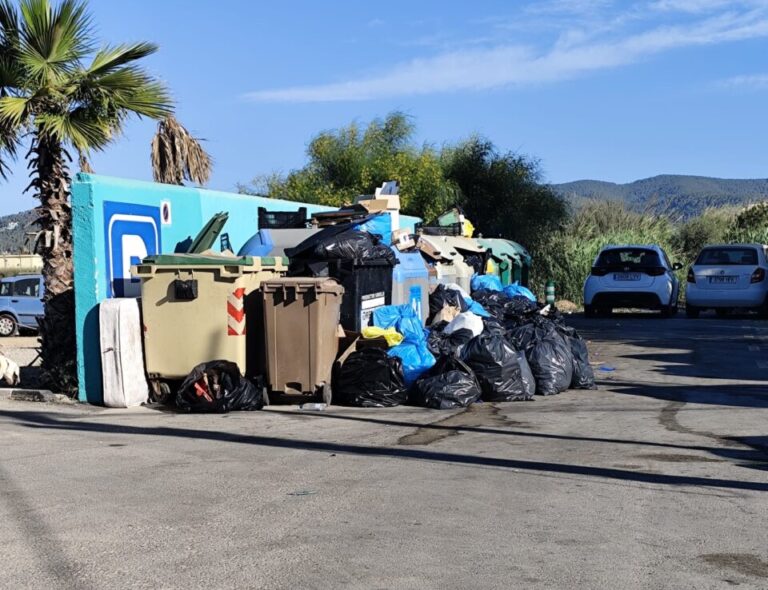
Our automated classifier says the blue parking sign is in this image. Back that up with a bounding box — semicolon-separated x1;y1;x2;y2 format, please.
103;201;162;298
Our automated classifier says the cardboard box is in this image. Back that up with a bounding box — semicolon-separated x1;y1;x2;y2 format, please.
355;195;401;212
392;229;415;251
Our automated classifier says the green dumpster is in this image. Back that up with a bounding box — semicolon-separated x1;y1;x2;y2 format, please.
478;238;532;287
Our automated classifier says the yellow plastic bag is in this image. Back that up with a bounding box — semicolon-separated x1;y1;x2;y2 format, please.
462;219;475;238
361;326;404;347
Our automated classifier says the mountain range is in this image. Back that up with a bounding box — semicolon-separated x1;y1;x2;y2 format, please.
554;175;768;218
0;175;765;253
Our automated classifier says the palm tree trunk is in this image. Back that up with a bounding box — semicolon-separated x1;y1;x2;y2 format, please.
30;132;78;395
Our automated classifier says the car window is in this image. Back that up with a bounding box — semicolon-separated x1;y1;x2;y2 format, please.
0;282;11;296
696;247;757;266
13;278;40;298
596;248;662;268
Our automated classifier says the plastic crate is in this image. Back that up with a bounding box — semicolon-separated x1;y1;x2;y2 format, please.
258;207;308;229
415;222;462;236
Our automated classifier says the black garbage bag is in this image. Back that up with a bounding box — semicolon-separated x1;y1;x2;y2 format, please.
482;316;506;337
286;224;396;264
311;230;378;260
427;324;474;358
506;320;552;355
336;348;407;407
413;357;481;409
176;361;264;413
528;330;574;396
517;351;536;398
505;296;540;326
471;289;511;320
567;335;596;389
550;323;596;390
461;334;532;401
428;284;468;323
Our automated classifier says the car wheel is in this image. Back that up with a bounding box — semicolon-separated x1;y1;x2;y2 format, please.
715;308;728;318
584;304;596;318
685;305;699;319
0;314;18;337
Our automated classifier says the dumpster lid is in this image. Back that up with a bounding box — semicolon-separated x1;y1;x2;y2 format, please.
417;235;458;262
142;253;287;267
187;212;229;254
261;277;344;294
392;248;429;278
438;235;486;253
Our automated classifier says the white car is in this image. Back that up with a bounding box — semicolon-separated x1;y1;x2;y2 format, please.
685;244;768;318
584;245;682;317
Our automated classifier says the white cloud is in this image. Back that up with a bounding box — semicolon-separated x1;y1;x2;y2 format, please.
650;0;767;12
720;72;768;87
245;6;768;103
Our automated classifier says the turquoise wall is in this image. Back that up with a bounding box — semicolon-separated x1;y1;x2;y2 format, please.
72;173;420;404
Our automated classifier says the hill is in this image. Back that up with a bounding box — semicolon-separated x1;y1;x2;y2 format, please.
0;209;37;253
554;175;768;218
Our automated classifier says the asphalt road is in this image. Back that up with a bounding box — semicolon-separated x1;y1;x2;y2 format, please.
1;315;767;589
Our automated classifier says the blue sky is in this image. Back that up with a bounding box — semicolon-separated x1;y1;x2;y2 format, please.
1;0;767;215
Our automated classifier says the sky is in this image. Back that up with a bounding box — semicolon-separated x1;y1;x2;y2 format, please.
1;0;767;215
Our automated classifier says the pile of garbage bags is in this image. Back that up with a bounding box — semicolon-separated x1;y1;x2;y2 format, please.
335;279;596;409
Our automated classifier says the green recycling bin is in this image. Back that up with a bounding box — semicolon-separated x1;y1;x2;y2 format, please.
478;238;532;287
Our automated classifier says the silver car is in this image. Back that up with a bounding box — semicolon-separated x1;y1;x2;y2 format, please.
685;244;768;318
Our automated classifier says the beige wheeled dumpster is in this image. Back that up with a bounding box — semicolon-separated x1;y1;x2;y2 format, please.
133;254;287;399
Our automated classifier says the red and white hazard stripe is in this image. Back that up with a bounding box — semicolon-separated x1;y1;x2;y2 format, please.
227;288;246;336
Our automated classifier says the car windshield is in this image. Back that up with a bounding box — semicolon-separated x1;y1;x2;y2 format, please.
596;248;662;268
696;247;758;266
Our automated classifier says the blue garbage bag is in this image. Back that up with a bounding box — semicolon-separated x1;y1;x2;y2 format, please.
388;341;436;387
373;304;426;342
471;274;503;293
503;282;536;302
354;213;392;245
463;297;491;318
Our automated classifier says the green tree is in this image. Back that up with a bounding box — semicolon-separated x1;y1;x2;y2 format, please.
442;137;568;250
725;202;768;245
239;112;457;220
0;0;206;392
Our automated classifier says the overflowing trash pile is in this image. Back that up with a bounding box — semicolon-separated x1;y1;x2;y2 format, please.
334;278;595;409
100;180;594;413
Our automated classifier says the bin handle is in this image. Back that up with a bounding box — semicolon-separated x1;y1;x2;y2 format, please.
132;265;155;276
219;265;244;278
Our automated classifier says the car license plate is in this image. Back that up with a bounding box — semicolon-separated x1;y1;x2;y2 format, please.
709;276;737;284
614;273;641;281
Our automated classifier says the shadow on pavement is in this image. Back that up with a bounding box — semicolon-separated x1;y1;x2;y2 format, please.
609;381;768;408
1;409;767;493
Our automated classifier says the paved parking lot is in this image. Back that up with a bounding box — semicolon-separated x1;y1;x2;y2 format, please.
1;315;767;589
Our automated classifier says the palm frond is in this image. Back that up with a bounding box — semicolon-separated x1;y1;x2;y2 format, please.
73;65;173;119
87;42;158;77
151;115;212;185
77;149;92;172
18;0;94;84
0;0;20;45
37;108;112;151
0;95;31;126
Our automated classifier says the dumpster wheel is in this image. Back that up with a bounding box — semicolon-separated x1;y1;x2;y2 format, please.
318;382;332;406
149;380;173;405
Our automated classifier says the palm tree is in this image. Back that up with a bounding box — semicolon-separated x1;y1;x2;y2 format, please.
0;0;181;393
152;115;212;185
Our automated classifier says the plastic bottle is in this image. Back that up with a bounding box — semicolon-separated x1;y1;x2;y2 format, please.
299;403;326;411
409;285;422;320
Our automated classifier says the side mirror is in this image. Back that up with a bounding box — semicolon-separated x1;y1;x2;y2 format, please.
672;262;683;271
